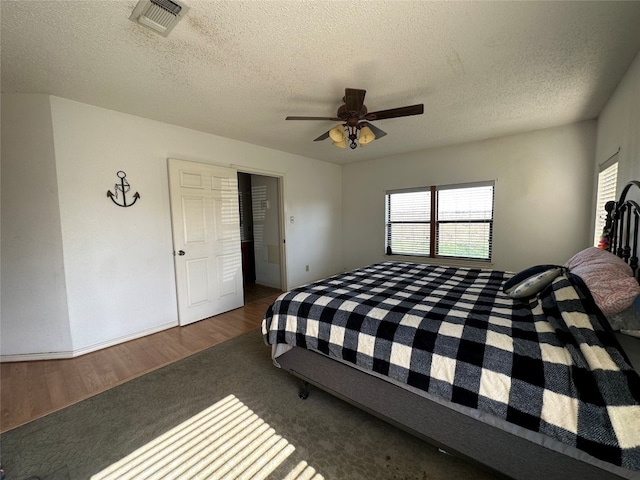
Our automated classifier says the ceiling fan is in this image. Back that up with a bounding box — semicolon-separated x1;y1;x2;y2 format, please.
286;88;424;149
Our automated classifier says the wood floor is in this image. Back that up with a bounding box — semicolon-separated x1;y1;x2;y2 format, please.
0;283;282;433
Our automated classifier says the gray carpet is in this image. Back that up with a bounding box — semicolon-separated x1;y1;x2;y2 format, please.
0;330;496;480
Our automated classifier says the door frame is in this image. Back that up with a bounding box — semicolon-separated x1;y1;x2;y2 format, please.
234;165;288;292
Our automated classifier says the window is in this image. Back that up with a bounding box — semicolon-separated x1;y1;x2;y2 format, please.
385;181;494;260
593;160;618;247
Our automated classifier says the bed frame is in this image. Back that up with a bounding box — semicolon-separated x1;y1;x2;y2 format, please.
605;180;640;279
273;180;640;480
277;348;635;480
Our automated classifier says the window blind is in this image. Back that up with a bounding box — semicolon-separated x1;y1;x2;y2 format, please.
593;160;618;246
436;184;494;259
386;190;431;255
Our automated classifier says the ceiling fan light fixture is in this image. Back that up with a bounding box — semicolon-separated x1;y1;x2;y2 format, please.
286;88;422;150
329;125;345;143
358;125;375;146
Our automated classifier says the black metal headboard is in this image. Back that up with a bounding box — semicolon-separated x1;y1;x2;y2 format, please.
604;180;640;279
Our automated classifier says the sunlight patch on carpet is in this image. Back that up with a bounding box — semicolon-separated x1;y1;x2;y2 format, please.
91;394;324;480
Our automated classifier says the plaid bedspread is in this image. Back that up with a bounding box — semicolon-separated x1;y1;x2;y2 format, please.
262;262;640;470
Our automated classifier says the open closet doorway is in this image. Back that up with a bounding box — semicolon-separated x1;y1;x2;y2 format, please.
237;172;285;303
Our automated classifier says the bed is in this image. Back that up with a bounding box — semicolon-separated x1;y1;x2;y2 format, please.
262;181;640;480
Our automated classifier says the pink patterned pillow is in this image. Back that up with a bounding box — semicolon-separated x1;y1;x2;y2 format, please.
565;247;640;316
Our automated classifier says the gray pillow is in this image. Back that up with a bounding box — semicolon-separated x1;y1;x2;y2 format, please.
607;295;640;338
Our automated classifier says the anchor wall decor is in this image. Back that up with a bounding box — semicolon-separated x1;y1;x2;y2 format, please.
107;171;140;207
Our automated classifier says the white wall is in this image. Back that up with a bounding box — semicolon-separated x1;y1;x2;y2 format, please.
1;94;73;356
595;50;640;204
50;97;181;353
1;94;343;358
342;121;597;273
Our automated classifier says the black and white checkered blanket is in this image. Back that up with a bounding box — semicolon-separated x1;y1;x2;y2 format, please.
262;262;640;470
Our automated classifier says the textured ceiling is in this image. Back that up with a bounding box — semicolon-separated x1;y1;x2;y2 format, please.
2;1;640;165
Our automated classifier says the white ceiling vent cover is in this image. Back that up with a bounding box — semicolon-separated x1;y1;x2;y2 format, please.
129;0;189;37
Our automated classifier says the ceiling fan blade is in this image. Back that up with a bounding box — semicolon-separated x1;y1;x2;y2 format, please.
366;104;424;121
314;130;331;141
286;116;341;121
345;88;366;114
360;122;387;139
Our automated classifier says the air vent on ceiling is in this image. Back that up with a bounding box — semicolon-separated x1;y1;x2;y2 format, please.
129;0;189;37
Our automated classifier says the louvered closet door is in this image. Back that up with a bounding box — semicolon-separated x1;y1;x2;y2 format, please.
168;159;244;326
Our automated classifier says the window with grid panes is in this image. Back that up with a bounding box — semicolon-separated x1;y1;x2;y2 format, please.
385;182;494;260
593;160;618;247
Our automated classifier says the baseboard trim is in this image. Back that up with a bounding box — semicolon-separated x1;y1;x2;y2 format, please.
71;321;179;358
0;350;75;362
0;321;179;362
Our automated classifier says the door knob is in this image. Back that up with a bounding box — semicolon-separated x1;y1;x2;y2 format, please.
178;250;185;256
